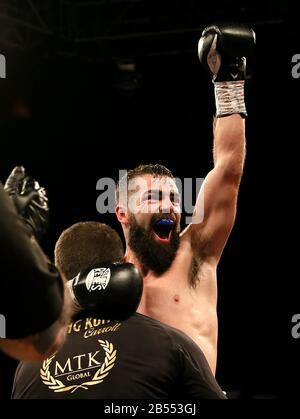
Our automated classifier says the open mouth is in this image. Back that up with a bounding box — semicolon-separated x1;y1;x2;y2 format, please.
152;218;175;243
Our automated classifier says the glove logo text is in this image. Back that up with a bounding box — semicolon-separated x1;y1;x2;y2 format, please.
85;268;111;292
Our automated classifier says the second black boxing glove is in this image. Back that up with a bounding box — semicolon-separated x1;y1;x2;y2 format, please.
68;262;143;320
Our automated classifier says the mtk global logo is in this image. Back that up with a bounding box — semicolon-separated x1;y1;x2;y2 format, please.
41;339;116;393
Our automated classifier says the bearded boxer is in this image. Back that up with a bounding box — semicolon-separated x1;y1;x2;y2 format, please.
115;24;255;375
12;221;225;399
0;167;70;361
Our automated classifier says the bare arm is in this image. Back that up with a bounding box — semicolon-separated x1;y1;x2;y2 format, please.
185;114;245;263
191;23;254;263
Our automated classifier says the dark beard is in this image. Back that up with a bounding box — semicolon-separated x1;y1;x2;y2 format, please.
128;215;180;276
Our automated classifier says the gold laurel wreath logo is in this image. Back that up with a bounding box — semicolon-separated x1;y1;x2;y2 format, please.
40;340;116;393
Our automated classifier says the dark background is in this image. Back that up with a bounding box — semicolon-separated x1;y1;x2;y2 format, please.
0;0;295;399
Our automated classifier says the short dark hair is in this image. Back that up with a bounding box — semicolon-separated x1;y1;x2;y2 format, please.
54;221;124;281
116;163;174;204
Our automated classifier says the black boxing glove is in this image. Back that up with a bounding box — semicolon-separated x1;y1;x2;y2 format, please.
68;262;143;320
198;24;256;117
4;166;49;241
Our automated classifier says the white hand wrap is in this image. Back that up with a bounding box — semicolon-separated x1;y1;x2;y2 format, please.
214;80;246;117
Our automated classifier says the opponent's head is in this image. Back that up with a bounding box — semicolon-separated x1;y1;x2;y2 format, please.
54;221;124;281
115;164;181;276
55;222;143;320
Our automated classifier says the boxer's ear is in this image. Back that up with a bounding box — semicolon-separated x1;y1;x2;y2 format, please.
116;204;128;224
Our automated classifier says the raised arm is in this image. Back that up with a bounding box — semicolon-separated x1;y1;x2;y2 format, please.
194;114;245;261
186;24;255;263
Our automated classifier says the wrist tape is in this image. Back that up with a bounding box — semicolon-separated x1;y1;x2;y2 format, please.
214;80;246;117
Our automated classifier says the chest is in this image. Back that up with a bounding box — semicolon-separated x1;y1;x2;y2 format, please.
138;276;197;320
136;261;217;324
